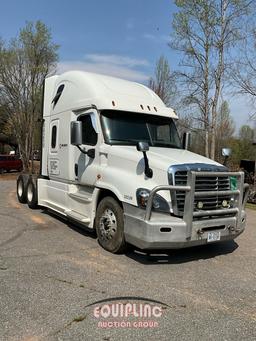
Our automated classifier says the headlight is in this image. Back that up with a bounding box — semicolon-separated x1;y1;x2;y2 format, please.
136;188;170;213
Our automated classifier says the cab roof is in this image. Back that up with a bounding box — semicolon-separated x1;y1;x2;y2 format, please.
44;71;178;119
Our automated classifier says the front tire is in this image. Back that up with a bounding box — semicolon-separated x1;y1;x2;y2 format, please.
95;197;127;253
26;177;38;209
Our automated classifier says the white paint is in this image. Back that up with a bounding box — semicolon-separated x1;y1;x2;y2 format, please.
39;70;222;229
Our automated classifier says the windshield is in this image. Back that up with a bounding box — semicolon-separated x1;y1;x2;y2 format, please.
101;110;181;148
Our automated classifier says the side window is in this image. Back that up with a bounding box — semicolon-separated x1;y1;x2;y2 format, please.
50;121;59;152
52;84;65;108
51;126;57;148
157;125;170;141
78;115;98;146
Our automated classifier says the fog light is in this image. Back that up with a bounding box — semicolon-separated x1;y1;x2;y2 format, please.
197;201;204;209
222;200;229;207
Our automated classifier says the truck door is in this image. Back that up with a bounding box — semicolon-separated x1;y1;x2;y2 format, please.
48;119;60;177
73;112;100;186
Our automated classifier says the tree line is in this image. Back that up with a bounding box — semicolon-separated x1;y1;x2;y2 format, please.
0;21;58;171
149;0;256;167
0;1;256;172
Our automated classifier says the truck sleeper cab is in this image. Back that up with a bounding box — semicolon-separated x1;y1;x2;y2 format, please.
16;71;249;253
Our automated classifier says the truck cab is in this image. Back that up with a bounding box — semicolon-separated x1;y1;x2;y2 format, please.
17;71;249;253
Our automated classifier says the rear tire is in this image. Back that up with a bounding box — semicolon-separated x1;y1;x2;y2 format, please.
26;177;38;209
95;197;127;254
17;174;28;203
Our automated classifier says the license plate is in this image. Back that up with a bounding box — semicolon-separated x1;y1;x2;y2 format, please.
207;231;221;242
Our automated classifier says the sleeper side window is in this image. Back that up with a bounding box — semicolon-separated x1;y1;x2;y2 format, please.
51;125;57;149
78;115;97;146
50;120;59;153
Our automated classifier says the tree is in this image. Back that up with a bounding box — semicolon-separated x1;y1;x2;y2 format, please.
170;0;253;159
231;27;256;104
228;125;256;168
238;125;256;160
0;21;58;171
215;100;235;161
0;105;8;133
149;55;175;106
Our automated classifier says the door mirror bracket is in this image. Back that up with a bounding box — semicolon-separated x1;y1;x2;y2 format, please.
136;142;153;178
77;145;95;159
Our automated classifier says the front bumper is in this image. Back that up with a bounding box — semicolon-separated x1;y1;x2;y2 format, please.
124;204;246;249
124;171;249;250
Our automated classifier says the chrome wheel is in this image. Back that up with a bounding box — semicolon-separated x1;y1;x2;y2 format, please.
99;208;117;241
96;197;127;253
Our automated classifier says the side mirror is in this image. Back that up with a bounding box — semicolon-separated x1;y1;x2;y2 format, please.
136;141;153;178
70;121;95;159
71;121;83;145
222;148;232;157
222;148;232;167
182;132;191;150
137;141;149;152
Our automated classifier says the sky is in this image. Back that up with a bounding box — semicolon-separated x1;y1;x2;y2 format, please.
0;0;254;131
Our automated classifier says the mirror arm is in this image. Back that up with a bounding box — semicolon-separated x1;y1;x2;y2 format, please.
223;156;228;167
142;151;153;178
76;145;95;159
76;145;87;154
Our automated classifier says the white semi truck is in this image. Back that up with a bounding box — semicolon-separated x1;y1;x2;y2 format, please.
17;71;249;253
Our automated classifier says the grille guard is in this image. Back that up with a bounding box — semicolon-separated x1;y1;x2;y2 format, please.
169;164;231;216
145;171;249;239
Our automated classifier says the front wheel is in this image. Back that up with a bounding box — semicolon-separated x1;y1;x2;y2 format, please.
95;197;127;253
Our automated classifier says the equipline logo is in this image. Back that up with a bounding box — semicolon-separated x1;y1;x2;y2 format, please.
84;296;168;329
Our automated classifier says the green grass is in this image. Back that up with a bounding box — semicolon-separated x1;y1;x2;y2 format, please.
246;203;256;211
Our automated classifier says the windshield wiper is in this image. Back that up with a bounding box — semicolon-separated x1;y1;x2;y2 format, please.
109;139;181;149
109;138;140;144
152;142;181;148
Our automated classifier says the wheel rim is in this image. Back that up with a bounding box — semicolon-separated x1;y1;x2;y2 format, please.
18;181;23;197
99;208;117;241
27;183;33;202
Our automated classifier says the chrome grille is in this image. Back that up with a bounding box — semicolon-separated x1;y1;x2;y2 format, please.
168;164;231;216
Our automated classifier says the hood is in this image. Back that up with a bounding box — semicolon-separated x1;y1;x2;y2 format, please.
108;145;222;172
146;147;221;168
